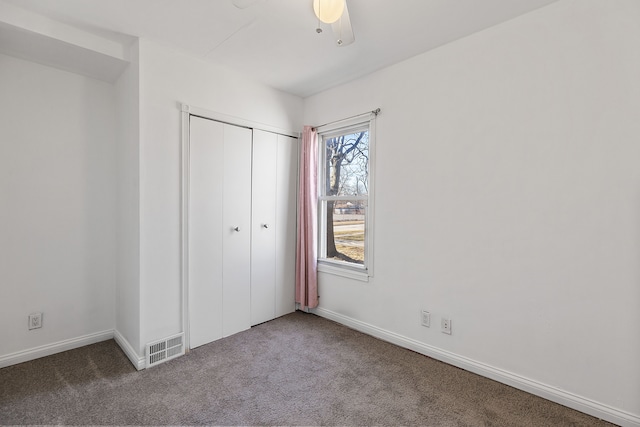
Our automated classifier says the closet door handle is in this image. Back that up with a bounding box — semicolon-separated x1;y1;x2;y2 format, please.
234;226;241;232
262;224;269;229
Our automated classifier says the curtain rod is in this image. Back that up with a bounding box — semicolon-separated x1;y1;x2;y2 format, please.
313;108;381;131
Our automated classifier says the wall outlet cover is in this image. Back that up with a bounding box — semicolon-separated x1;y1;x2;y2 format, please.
421;310;430;327
28;313;42;330
441;317;452;335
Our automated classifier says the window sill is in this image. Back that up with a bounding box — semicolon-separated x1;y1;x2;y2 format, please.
317;261;370;282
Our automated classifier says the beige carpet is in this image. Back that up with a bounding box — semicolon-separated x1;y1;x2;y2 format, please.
0;311;614;426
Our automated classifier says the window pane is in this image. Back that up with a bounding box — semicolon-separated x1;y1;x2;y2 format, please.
324;131;369;197
323;200;366;265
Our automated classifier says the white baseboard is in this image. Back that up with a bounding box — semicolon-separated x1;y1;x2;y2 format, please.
311;307;640;427
0;330;114;369
0;330;145;372
113;329;145;371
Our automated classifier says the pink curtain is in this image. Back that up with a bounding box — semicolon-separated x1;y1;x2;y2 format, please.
296;126;319;310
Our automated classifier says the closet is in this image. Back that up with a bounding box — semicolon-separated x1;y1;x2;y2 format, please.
188;116;298;349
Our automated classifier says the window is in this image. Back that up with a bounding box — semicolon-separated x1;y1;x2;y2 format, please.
317;118;374;280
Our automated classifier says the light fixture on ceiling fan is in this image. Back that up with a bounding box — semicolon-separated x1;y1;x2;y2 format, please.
312;0;354;47
313;0;344;24
231;0;354;47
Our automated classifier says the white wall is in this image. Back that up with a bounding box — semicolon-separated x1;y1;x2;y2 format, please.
304;0;640;422
114;41;141;363
0;53;116;359
136;40;303;355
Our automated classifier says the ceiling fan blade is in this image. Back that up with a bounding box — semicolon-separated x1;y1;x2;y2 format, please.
232;0;266;9
331;1;355;47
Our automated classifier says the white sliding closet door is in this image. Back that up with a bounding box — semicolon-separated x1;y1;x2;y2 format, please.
221;124;252;337
251;131;298;325
189;117;224;348
251;131;278;325
189;116;252;348
275;134;298;317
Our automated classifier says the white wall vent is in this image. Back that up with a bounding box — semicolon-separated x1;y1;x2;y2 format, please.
145;333;185;368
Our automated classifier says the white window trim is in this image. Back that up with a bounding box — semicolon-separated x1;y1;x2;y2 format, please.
316;113;377;281
318;261;370;282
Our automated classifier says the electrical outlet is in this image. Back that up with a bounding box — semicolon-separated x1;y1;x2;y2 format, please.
28;313;42;330
421;310;430;327
441;317;451;335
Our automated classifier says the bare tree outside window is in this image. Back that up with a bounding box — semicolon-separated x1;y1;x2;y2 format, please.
322;130;369;264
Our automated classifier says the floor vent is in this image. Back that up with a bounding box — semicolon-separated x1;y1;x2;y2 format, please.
145;333;184;368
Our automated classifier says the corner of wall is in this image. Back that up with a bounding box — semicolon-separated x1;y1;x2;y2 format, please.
115;36;142;369
113;329;145;370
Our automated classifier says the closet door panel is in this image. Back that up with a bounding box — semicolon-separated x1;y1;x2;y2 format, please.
251;130;277;326
275;135;298;317
222;124;252;337
188;117;224;348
